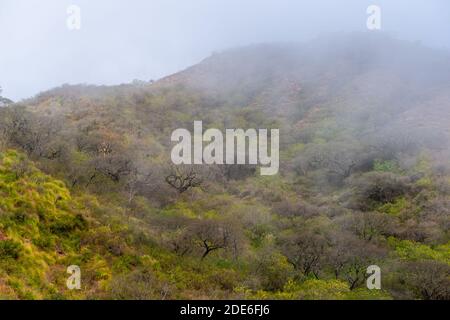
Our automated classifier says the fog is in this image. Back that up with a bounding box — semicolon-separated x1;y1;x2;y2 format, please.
1;0;449;101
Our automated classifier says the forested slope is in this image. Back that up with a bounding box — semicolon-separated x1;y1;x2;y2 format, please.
0;34;449;299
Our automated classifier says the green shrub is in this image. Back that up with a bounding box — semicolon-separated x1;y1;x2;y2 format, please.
0;239;23;260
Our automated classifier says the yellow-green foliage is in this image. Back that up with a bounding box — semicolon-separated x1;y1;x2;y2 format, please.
373;159;402;174
0;150;248;300
0;145;446;300
240;279;391;300
0;151;145;299
378;197;408;216
388;238;450;265
0;150;89;298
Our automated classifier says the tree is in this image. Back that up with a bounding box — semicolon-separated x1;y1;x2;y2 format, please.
108;269;173;300
165;165;203;194
330;238;384;290
252;246;292;291
123;165;155;205
404;260;450;300
280;231;327;279
0;107;31;151
294;141;367;184
89;153;133;184
0;107;63;159
343;172;414;210
339;211;395;242
326;232;355;279
165;228;195;257
189;219;239;260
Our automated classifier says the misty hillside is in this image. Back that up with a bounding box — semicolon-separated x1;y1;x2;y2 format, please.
0;34;449;300
161;34;450;136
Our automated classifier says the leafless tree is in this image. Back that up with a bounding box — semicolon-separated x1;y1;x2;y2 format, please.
281;231;327;279
165;165;203;194
404;260;450;300
189;219;237;260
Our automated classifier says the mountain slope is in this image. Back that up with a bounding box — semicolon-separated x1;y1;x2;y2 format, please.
0;33;449;300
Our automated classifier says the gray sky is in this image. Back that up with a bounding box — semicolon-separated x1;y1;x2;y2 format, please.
1;0;449;101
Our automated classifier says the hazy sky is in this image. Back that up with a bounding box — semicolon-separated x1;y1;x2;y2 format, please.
1;0;449;100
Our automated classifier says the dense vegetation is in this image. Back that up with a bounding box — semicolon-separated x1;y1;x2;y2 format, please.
0;34;449;299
